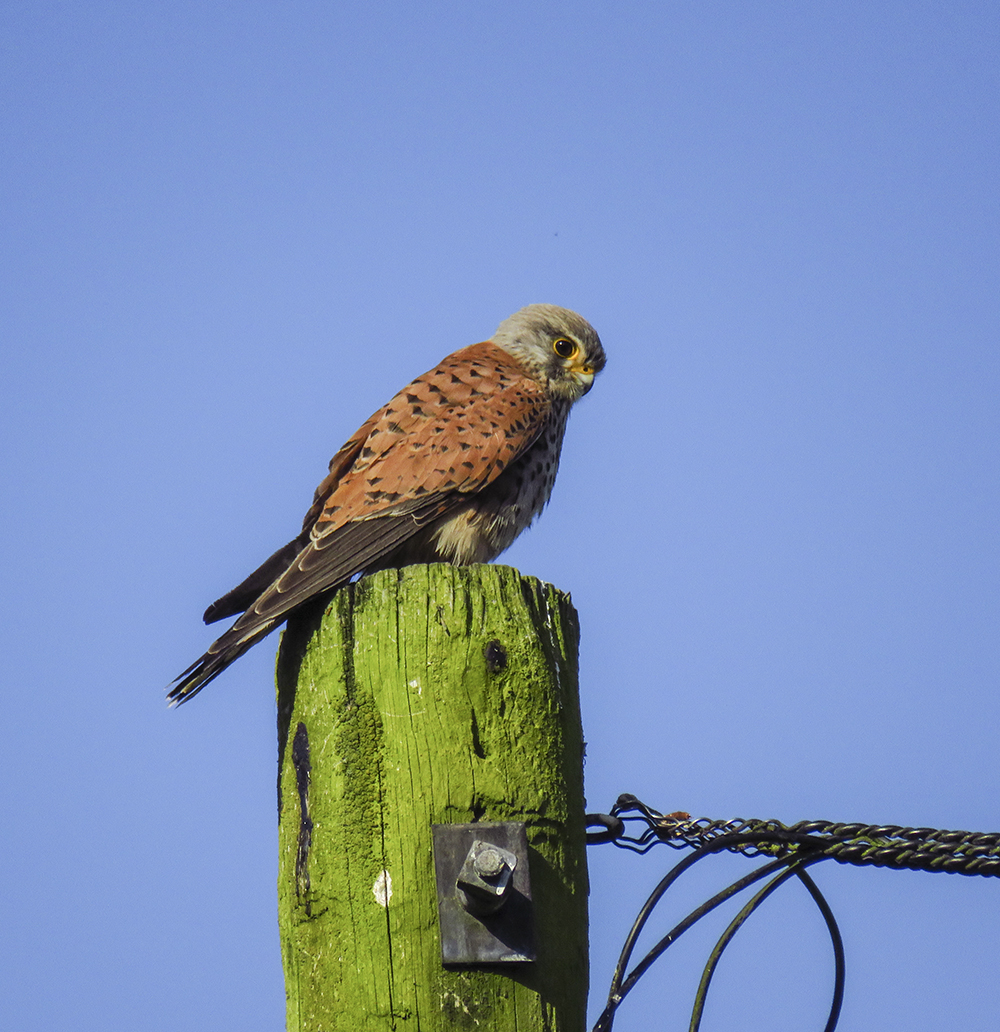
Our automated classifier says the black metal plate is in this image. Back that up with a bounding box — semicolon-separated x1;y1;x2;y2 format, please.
431;821;535;965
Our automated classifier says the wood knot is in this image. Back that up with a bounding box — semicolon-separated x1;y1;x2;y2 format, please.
484;640;507;674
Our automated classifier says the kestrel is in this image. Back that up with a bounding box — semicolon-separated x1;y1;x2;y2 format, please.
168;304;606;704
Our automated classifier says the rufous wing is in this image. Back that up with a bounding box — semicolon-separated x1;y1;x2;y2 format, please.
169;342;552;703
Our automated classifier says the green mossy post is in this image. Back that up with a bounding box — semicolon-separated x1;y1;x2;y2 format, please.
275;564;589;1032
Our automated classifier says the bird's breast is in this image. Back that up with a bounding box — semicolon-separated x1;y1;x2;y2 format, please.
427;404;571;564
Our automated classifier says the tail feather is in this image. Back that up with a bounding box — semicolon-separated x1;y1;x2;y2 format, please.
203;536;306;624
168;495;460;705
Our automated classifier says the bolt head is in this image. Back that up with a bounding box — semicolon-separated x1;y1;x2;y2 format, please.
473;847;507;879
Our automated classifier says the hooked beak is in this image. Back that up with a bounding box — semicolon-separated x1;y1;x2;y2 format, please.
570;362;595;393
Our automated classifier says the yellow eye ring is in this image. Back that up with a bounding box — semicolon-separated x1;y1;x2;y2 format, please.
553;337;578;360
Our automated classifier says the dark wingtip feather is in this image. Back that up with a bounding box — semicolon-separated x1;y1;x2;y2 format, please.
166;626;269;706
170;500;459;705
166;655;223;706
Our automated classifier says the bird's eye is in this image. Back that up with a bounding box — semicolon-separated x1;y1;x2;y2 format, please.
553;338;578;360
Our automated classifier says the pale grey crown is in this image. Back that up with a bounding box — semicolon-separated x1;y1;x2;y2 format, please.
491;304;606;399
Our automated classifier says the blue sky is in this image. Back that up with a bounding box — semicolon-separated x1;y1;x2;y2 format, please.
3;2;998;1029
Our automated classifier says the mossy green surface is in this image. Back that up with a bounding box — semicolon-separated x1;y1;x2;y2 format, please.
276;564;588;1031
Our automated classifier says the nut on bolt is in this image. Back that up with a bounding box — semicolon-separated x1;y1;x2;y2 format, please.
456;840;517;916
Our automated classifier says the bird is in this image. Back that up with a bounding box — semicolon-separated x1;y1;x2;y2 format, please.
168;303;606;704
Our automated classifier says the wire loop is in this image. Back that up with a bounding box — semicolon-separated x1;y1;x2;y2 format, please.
587;795;999;1031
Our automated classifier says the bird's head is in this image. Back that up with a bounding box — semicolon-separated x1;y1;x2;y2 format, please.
492;304;607;401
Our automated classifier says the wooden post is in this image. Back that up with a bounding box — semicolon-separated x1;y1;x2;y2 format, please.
275;564;589;1031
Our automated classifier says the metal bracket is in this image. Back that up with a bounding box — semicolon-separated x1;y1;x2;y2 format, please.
431;821;534;965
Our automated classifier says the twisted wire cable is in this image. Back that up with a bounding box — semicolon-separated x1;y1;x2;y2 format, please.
587;793;1000;876
586;795;999;1032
